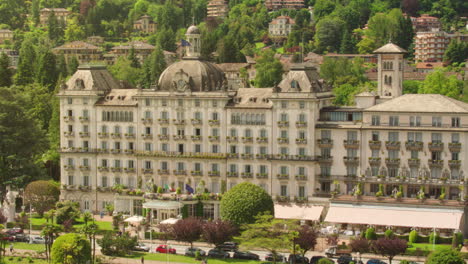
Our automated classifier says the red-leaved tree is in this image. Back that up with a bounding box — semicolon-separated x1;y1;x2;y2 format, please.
171;217;203;248
371;238;408;264
349;237;370;261
294;225;318;259
202;219;238;247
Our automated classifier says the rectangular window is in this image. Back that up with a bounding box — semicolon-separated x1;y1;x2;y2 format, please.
280;166;288;174
347;131;357;141
298;186;306;198
452;133;459;143
410;116;421;127
101;176;108;187
212;145;219;153
230;164;237;172
298;148;306;156
299;101;305;109
281;101;288;109
128;160;134;168
371;149;379;158
145;161;151;169
371;131;379;141
321;148;331;158
321;130;331;139
452;152;459;160
371;115;380;126
280;185;288;196
145;98;151;106
388;132;399;142
194;99;200;107
211;163;219;172
411;150;418;159
259;165;267;174
388;150;399;159
389;116;399;126
452;117;460;128
194;163;201;171
432;117;442;127
195;144;201;153
280;130;288;138
320;166;331;176
68;175;74;185
431;133;442;143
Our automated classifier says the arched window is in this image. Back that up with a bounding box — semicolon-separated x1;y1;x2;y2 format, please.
388;76;392;85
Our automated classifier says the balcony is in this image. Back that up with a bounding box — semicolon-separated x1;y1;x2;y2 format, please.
277;138;289;144
208;136;220;142
111;133;121;139
227;172;238;178
227;153;239;159
208;171;220;177
449;160;461;168
173;119;186;125
241;153;253;159
63;116;74;122
448;142;461;152
226;136;238;142
64;131;74;137
296;138;307;144
241;137;253;143
369;140;381;149
64;165;74;171
405;141;423;151
141;118;153;124
79;132;90;138
368;157;381;166
173;135;186;140
173;170;187;176
241;172;253;178
124;149;134;154
317;139;333;148
142;168;153;174
428;142;444;152
385;158;400;166
78;116;89;122
428;159;443;167
110;149;121;154
124;168;135;173
270;154;315;161
191;119;202;125
277;174;289;180
408;158;421;167
98;132;109;138
385;141;401;150
317;156;333;163
256;153;268;159
98;166;109;172
157;169;170;175
295;175;308;181
141;133;153;140
344;140;359;149
111;167;122;172
157;134;169;140
208;120;220;126
295;196;308;203
343;156;359;165
277;121;289;127
191;135;202;141
124;133;135;139
256;137;268;143
158;118;169;125
79;165;90;171
295;121;307;128
190;171;203;176
256;173;268;179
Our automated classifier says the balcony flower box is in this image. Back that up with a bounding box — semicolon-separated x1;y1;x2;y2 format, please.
256;154;268;159
124;149;134;154
241;172;253;178
173;119;186;125
449;160;461;168
64;165;75;171
141;133;153;139
256;137;268;143
428;142;444;152
385;158;400;166
241;137;253;143
124;168;135;173
295;175;307;181
79;166;90;171
241;153;253;159
191;135;202;141
173;135;186;140
227;172;238;178
111;167;122;172
295;138;307;144
79;185;91;191
208;120;220;125
110;149;121;154
428;159;443;167
344;140;360;148
368;157;381;165
408;158;420;166
317;139;333;148
158;134;170;140
208;136;220;142
191;119;202;125
191;170;203;176
256;173;268;179
64;131;74;137
98;132;109;138
158;169;170;175
63;116;74;122
111;133;121;139
98;166;109;172
385;141;401;150
368;140;381;149
277;121;289;127
141;118;153;124
79;132;90;137
405;141;423;151
226;136;238;142
158;118;169;124
227;153;239;158
141;169;153;174
448;142;461;152
295;121;307;127
208;171;220;177
277;174;289;180
295;196;308;203
277;138;289;144
124;133;135;139
173;170;187;175
78;116;89;122
276;196;290;202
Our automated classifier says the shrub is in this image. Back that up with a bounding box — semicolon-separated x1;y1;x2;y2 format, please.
365;227;377;240
220;182;274;226
24;180;60;217
384;229;394;238
452;232;463;247
429;231;440;244
318;258;334;264
409;230;418;243
399;260;411;264
51;233;91;264
55;201;80;224
426;249;464;264
98;232;137;256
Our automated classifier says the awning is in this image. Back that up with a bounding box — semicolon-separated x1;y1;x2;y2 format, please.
124;215;145;223
160;218;180;225
325;203;464;229
274;204;324;221
143;200;184;210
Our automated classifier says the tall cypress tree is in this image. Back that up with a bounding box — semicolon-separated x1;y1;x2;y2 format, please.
67;56;79;75
0;52;12;87
48;11;63;43
36;50;58;91
15;39;36;85
139;45;167;88
128;46;140;68
56;54;68;80
31;0;40;26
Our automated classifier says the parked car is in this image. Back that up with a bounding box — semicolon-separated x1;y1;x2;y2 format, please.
310;256;325;264
134;243;150;252
337;255;353;264
6;228;23;235
233;251;260;260
325;246;352;258
185;247;206;257
1;234;15;242
207;248;230;259
265;253;286;262
14;234;29;242
155;245;176;254
366;259;387;264
30;236;46;244
288;254;309;264
217;242;238;252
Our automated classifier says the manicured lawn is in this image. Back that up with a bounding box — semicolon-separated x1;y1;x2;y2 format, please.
3;256;48;264
255;42;265;49
30;217;113;231
12;242;45;251
126;252;263;264
406;243;451;253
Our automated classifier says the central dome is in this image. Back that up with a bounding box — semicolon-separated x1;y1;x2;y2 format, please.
158;58;227;92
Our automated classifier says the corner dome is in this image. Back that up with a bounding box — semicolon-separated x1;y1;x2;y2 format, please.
187;25;200;34
157;59;227;92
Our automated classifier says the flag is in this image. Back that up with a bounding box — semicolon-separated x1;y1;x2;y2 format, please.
185;184;194;194
181;39;191;47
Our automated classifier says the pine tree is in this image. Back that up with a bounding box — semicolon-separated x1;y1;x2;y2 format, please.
0;52;12;87
67;56;79;76
48;11;63;43
15;39;36;85
31;0;40;25
56;54;68;79
139;45;167;88
36;50;58;91
340;30;355;54
128;46;140;68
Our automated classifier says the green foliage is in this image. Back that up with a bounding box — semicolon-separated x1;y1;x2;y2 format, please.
64;18;86;42
444;40;468;65
429;231;440;244
108;57;142;86
426;249;464;264
318;258;334;264
418;69;464;99
15;38;37;85
157;27;176;52
51;233;91;264
0;52;12;87
220;182;274;226
409;230;419;244
67;57;79;76
47;11;64;43
98;232;137;257
365;227;377;240
403;80;421;94
36;50;58;91
139;45;166;89
384;229;394;239
195;201;203;217
55;201;80;225
24;181;60;217
314;16;345;53
181;205;188;219
254;49;283;87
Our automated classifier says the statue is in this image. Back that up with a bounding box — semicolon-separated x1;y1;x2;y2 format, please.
392;187;399;198
365;167;372;177
2;186;17;223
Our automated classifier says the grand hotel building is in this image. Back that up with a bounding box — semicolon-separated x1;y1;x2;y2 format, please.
59;26;467;234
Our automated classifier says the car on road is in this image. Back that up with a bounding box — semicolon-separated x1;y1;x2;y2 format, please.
14;234;29;242
310;256;325;264
233;251;260;260
155;245;176;254
185;247;206;257
288;254;309;264
134;243;150;252
30;236;46;244
337;255;353;264
366;259;387;264
1;234;15;242
6;228;23;235
265;253;286;262
217;242;238;252
207;248;230;259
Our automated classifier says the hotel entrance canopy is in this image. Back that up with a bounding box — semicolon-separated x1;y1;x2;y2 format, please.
274;204;324;221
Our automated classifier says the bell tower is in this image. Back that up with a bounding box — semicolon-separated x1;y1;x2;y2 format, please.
185;25;201;58
374;42;407;98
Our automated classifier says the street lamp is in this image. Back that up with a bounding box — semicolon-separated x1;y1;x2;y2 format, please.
29;205;32;244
